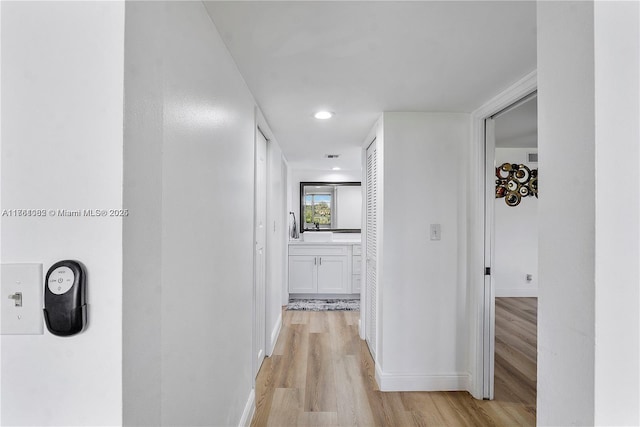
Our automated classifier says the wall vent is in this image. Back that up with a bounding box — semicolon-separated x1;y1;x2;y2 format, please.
527;152;538;163
325;154;340;159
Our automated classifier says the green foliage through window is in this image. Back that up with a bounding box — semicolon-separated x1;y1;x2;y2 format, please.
304;194;332;225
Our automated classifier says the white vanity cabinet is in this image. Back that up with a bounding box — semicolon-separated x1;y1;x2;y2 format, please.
288;243;355;295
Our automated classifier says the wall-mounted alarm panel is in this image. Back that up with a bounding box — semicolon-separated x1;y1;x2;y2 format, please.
43;260;87;336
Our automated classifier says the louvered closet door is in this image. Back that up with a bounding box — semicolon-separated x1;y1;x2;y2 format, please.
365;139;377;358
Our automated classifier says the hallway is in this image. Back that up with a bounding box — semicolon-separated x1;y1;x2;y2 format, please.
252;307;536;426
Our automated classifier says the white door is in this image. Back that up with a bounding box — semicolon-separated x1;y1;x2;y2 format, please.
254;130;267;378
316;255;348;293
483;118;496;399
365;139;378;358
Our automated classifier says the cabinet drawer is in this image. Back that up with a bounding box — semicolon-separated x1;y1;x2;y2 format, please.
352;255;362;275
353;244;362;256
289;245;348;256
352;275;361;293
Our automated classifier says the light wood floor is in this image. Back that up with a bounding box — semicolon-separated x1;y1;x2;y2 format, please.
252;298;537;426
494;297;537;408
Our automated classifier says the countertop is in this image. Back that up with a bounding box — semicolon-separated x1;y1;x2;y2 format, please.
288;239;361;245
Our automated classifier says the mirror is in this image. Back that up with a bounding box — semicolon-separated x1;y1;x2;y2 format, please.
300;182;361;232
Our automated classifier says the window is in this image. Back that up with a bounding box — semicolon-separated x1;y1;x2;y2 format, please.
304;193;332;228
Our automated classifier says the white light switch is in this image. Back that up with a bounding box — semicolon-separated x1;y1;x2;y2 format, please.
1;263;44;335
430;224;441;241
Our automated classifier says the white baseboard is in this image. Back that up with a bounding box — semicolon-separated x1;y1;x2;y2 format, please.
495;288;538;297
375;363;383;390
376;365;470;392
238;388;255;427
267;312;282;356
466;371;483;399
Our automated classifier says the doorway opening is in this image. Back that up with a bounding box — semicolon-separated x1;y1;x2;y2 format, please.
487;95;538;412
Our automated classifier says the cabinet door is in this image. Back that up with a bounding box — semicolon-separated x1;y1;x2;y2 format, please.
317;255;349;294
289;256;317;293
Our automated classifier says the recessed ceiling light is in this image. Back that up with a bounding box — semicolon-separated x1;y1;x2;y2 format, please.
332;167;341;170
314;111;334;120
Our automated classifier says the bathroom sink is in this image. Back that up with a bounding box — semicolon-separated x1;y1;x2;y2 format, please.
302;232;333;242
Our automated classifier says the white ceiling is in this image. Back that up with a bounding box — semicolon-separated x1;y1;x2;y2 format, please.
205;1;537;170
495;97;537;148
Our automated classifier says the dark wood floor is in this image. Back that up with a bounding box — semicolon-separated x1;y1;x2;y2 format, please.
252;298;537;426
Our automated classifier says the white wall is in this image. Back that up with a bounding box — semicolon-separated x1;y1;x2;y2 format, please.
336;185;362;229
537;3;596;424
377;112;469;390
123;2;257;425
1;2;124;425
122;2;163;424
538;1;640;425
593;1;639;424
493;148;538;297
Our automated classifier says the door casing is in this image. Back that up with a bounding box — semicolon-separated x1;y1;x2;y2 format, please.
469;71;537;399
253;123;268;380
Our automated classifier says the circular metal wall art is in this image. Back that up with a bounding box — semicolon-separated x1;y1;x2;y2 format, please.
495;163;538;206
